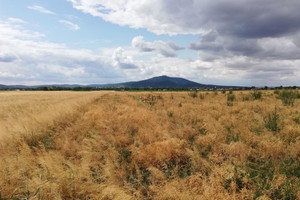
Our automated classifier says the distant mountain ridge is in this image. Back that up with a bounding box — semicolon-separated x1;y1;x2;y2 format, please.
0;76;240;89
94;75;239;88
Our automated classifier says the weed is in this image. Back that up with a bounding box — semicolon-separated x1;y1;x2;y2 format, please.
280;158;300;178
246;157;275;199
264;107;282;133
226;133;239;144
243;96;250;101
188;136;196;146
25;132;54;150
126;168;139;189
277;90;297;106
178;102;182;107
43;134;54;150
225;126;239;143
140;168;151;186
274;90;280;95
270;180;297;200
293;115;300;124
119;148;131;164
189;91;197;98
251;91;262;100
227;94;236;101
227;94;235;106
178;160;192;178
199;94;205;99
198;128;207;135
197;143;212;158
223;166;246;192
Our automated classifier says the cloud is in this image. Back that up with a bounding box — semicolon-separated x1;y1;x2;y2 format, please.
190;31;300;61
8;18;25;24
0;19;122;84
131;36;184;57
66;0;300;61
65;0;300;86
0;53;17;63
111;47;139;69
28;5;56;15
66;0;300;36
3;0;300;87
0;19;44;40
1;16;299;86
59;20;80;31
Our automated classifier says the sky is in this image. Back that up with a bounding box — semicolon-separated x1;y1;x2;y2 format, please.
0;0;300;86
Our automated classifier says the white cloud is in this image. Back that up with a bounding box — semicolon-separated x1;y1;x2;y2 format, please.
131;36;183;57
0;20;44;40
0;19;121;85
59;20;80;31
67;0;202;35
28;5;56;15
67;0;300;37
8;18;26;24
1;9;300;86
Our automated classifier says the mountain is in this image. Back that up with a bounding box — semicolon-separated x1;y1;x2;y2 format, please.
110;75;205;88
92;75;238;88
1;76;240;89
0;84;28;88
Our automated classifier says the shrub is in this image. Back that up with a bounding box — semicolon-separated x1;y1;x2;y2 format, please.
243;96;250;101
264;107;281;133
227;94;236;102
274;90;280;95
293;115;300;124
246;157;275;199
189;91;197;98
227;94;235;106
278;90;297;106
280;158;300;178
251;91;262;100
297;91;300;98
197;143;212;158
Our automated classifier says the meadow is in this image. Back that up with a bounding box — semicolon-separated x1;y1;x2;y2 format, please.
0;90;299;199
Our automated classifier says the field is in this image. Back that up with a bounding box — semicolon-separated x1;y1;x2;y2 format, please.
0;90;299;199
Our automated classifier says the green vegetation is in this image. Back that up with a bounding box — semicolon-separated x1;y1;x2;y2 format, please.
227;94;236;106
189;91;198;98
264;107;282;133
251;91;262;100
277;90;299;106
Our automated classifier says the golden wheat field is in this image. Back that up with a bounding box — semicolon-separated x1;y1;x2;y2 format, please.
0;90;299;199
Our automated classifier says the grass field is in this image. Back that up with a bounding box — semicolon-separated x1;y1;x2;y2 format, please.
0;90;299;199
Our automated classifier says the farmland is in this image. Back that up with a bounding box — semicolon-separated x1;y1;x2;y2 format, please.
0;90;299;199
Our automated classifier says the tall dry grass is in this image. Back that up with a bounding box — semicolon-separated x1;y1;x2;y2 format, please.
0;90;299;199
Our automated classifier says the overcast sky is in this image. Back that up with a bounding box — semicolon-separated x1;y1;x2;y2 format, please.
0;0;300;86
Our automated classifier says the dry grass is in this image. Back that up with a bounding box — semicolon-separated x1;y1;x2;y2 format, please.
0;90;299;199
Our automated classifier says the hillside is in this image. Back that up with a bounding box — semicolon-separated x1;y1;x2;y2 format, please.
98;75;237;88
1;76;239;89
113;75;207;88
